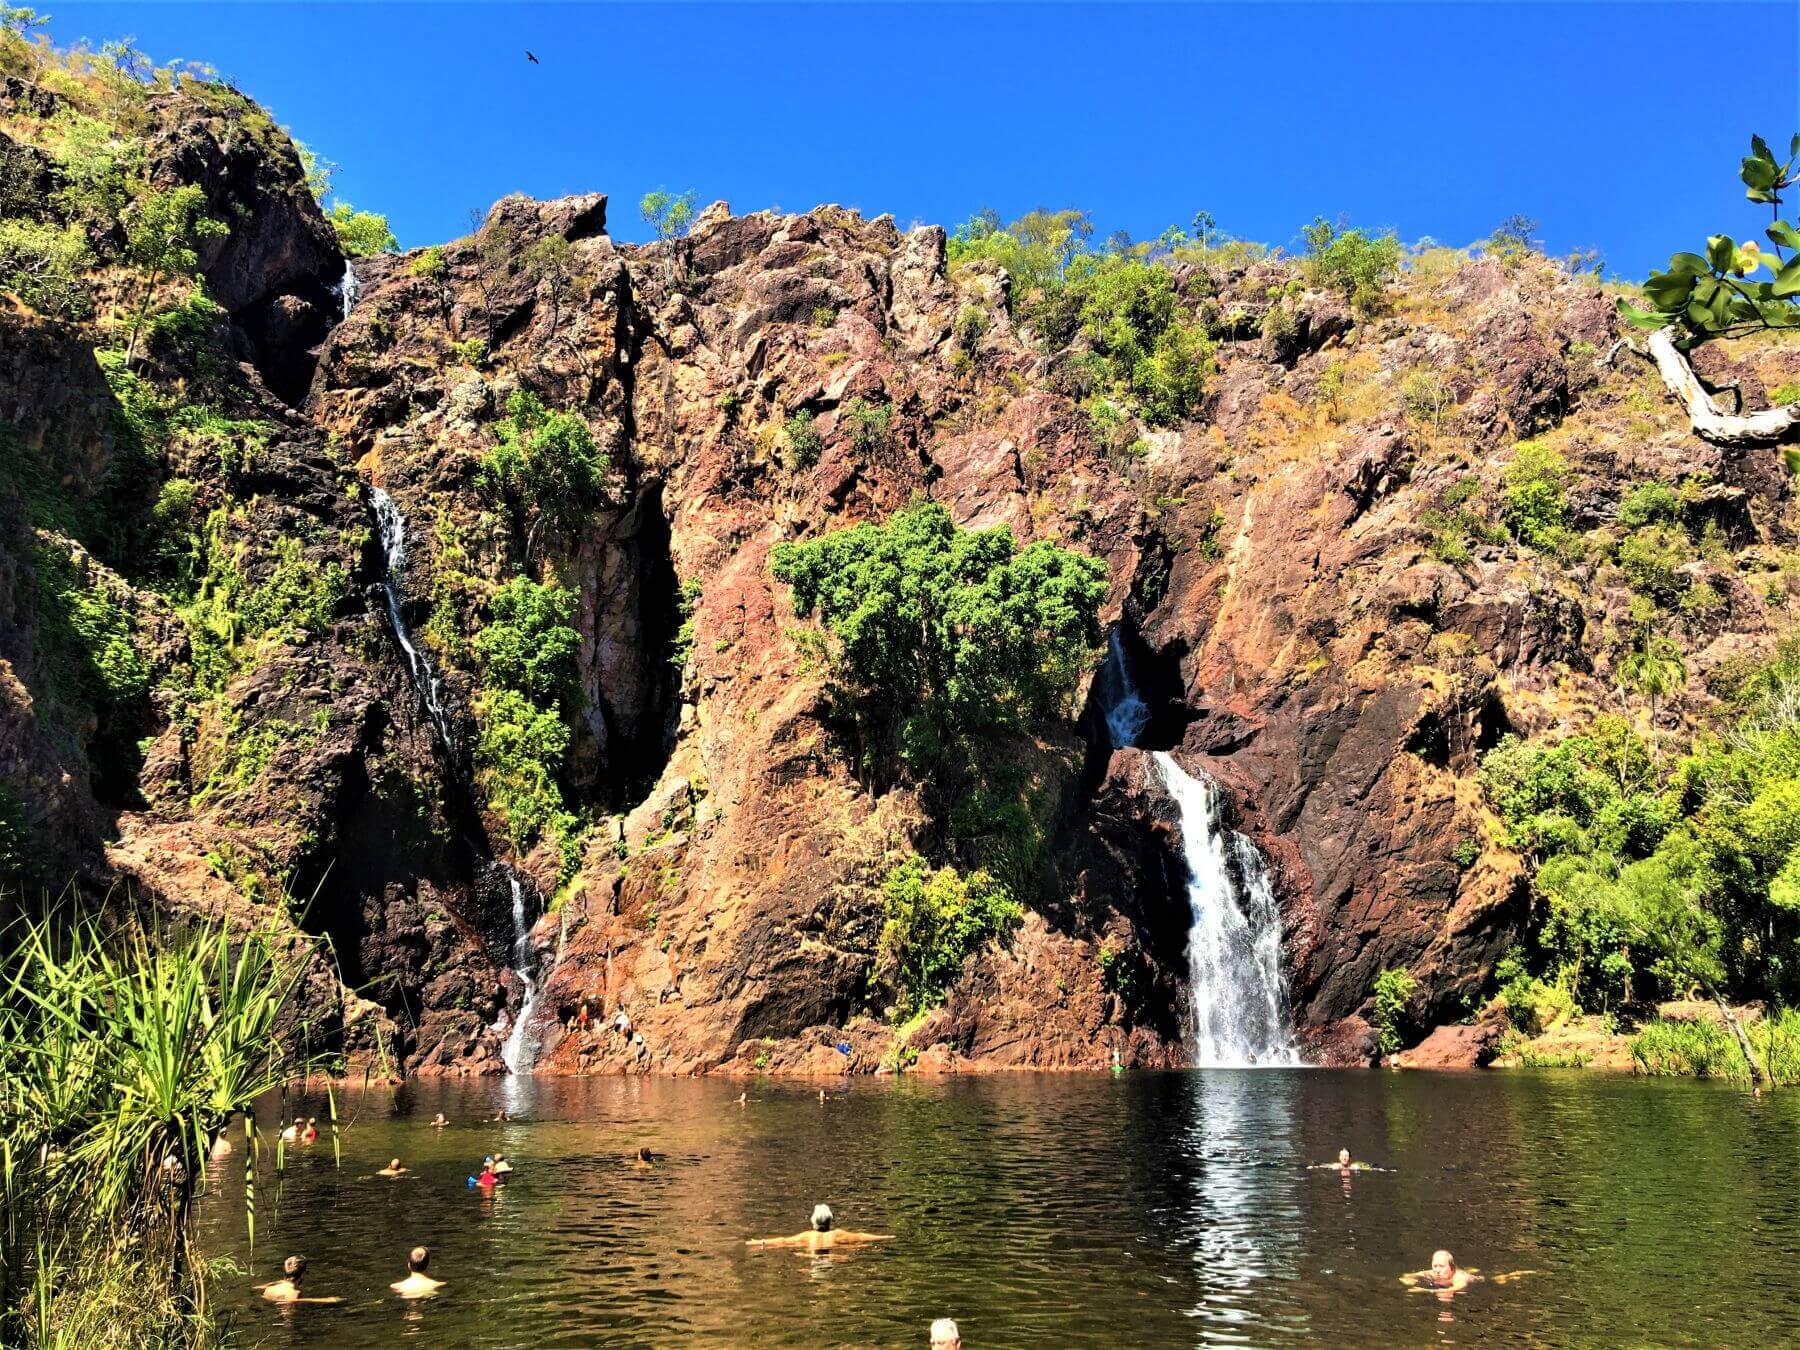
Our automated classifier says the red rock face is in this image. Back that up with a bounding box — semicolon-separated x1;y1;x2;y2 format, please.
7;75;1799;1075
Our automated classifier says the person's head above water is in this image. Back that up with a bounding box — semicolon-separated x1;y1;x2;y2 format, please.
388;1157;402;1169
810;1203;833;1232
408;1246;430;1273
1431;1250;1457;1282
283;1255;307;1281
1338;1148;1352;1166
929;1317;961;1348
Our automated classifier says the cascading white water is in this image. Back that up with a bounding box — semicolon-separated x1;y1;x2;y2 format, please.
1099;627;1298;1067
337;260;359;321
1101;629;1150;750
500;872;541;1075
1152;753;1299;1067
368;486;455;752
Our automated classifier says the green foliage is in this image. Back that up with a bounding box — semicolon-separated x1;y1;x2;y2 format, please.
1484;214;1542;259
1618;480;1681;530
33;540;148;733
46;108;142;225
1301;217;1403;319
451;336;488;367
1620;133;1800;348
0;218;92;317
1371;967;1417;1054
669;577;702;669
472;576;579;704
327;200;397;257
1618;523;1693;605
949;210;1210;426
1499;439;1569;550
470;574;581;855
842;397;893;454
1043;253;1212;426
781;408;823;471
122;184;227;361
409;245;446;278
878;855;1023;1016
1631;1009;1800;1084
238;534;345;640
479;389;608;545
770;501;1106;785
639;188;696;242
0;916;322;1346
1495;951;1575;1034
1481;640;1800;1008
947;206;1092;302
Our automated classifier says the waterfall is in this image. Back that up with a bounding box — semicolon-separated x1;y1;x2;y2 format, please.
337;260;359;321
1101;629;1150;749
500;871;542;1075
1155;754;1299;1067
1097;627;1299;1067
368;486;455;753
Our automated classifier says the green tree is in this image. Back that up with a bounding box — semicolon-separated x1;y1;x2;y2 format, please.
327;200;397;257
639;188;696;242
1190;209;1217;250
478;389;608;553
1616;634;1687;732
1499;439;1569;550
1301;217;1403;318
122;184;227;364
1485;213;1542;258
770;501;1106;788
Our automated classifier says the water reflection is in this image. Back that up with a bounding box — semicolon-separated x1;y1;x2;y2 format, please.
196;1071;1800;1348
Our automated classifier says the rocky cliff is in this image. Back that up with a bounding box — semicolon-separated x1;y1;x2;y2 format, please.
4;66;1797;1074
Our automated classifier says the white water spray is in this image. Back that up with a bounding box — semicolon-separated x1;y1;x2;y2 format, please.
500;872;541;1075
369;486;455;753
1099;627;1298;1067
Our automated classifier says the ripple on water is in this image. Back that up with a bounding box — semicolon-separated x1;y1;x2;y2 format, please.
196;1071;1800;1348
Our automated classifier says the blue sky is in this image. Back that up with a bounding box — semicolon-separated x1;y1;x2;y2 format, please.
45;2;1800;278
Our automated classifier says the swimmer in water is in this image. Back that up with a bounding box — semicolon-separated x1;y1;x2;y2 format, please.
632;1146;656;1169
375;1158;408;1177
736;1091;748;1106
746;1204;891;1251
391;1246;444;1299
1401;1250;1534;1294
493;1153;513;1181
259;1255;343;1304
1311;1147;1373;1172
431;1113;449;1128
280;1117;302;1143
302;1117;318;1144
818;1088;827;1103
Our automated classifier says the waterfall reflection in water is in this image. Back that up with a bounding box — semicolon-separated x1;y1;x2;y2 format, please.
194;1072;1800;1348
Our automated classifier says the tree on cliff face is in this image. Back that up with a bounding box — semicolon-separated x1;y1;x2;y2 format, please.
1619;133;1800;446
771;502;1106;873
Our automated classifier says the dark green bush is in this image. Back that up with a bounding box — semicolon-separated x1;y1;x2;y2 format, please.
879;856;1022;1016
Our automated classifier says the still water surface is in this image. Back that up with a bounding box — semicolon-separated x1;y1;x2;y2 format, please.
195;1071;1800;1347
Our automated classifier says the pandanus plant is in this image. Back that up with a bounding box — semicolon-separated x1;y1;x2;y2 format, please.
0;914;327;1346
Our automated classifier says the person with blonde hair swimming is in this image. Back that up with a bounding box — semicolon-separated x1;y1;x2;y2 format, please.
375;1158;408;1178
929;1317;962;1347
1402;1250;1534;1295
746;1203;891;1251
391;1246;444;1298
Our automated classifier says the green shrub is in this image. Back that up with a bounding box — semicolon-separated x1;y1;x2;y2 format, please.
479;389;608;542
240;535;346;640
1623;1013;1800;1082
1500;439;1569;550
1618;481;1681;531
1772;381;1800;407
1047;253;1212;426
409;245;446;278
0;218;92;317
1495;951;1575;1033
474;686;574;848
451;336;488;367
328;201;397;257
1302;217;1403;319
878;856;1023;1016
842;398;893;454
1372;967;1418;1054
1618;522;1694;605
780;408;824;472
473;576;579;703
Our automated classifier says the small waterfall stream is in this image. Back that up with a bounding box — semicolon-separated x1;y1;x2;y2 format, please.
337;260;360;321
368;483;543;1073
1101;629;1299;1067
500;872;542;1074
369;487;456;754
